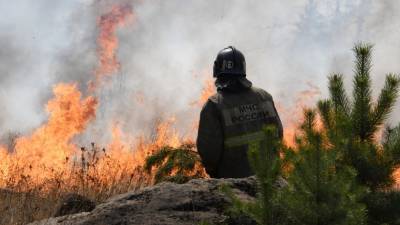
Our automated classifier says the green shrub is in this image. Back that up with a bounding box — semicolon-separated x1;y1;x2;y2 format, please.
144;142;204;184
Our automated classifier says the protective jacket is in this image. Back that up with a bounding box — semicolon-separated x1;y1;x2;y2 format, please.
196;78;283;178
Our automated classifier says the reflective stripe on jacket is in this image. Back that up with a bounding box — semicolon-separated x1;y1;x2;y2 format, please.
196;86;283;178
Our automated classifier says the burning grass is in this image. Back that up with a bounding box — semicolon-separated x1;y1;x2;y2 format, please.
0;3;202;224
0;5;190;223
0;83;202;225
0;124;198;225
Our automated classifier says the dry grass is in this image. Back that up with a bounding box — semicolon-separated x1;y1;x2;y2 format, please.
0;143;152;225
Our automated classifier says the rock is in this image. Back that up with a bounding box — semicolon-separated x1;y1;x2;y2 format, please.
29;177;258;225
54;193;96;217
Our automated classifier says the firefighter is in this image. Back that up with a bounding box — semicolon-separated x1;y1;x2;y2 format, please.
196;46;283;178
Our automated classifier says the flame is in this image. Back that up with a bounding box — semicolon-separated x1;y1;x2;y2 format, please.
15;84;97;178
277;82;322;147
0;3;203;194
0;83;97;187
82;119;188;189
109;118;181;159
394;168;400;189
190;75;216;107
0;146;9;179
80;123;140;192
197;78;215;106
90;4;134;90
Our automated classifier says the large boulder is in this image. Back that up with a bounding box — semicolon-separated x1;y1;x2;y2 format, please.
29;177;258;225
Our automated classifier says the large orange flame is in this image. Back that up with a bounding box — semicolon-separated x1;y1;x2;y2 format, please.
0;83;97;186
0;3;199;195
90;4;134;90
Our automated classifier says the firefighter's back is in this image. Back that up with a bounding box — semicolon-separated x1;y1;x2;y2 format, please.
209;86;282;178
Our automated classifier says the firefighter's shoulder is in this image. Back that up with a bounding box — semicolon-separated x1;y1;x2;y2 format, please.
207;92;223;104
250;86;273;100
200;93;220;112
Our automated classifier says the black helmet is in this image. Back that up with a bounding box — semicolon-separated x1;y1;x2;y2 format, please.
213;46;246;78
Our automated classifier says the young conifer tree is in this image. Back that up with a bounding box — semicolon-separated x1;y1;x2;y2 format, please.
317;43;400;190
222;125;285;225
280;110;367;225
247;126;284;225
144;143;204;184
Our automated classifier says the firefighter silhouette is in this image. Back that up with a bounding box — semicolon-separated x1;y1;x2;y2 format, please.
197;46;283;178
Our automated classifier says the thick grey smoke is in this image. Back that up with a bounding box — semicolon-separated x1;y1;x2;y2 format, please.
0;0;399;144
0;34;50;134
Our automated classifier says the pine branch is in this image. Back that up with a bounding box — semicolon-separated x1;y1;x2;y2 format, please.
352;43;374;141
154;157;175;183
301;109;318;137
144;147;172;172
317;100;333;131
353;43;373;79
372;74;400;130
328;74;351;115
383;123;400;164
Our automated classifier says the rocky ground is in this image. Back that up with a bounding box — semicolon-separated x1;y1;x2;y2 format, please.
29;177;259;225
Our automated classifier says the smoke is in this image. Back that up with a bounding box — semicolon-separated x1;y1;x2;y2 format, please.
0;34;49;134
0;0;400;144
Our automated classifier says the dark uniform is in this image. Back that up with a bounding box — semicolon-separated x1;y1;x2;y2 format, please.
197;46;283;178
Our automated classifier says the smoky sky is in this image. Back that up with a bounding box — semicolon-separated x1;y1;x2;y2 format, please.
0;0;399;143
